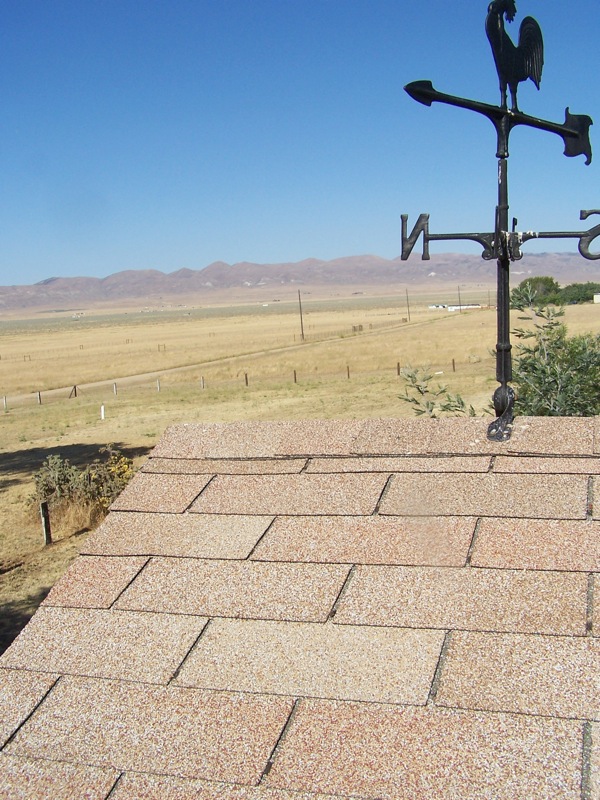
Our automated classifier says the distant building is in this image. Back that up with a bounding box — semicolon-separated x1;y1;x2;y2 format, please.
594;294;600;304
447;304;482;312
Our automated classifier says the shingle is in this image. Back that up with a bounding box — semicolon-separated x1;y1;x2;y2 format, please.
0;754;118;800
185;421;291;458
83;512;272;558
41;555;147;608
512;417;595;455
115;559;349;623
252;515;475;567
436;631;600;720
0;607;206;684
143;457;307;474
0;669;58;748
380;472;588;518
271;420;366;456
110;473;212;513
306;455;491;473
6;677;294;786
190;473;387;516
333;565;587;635
494;455;600;474
174;618;445;704
150;423;237;458
111;772;349;799
265;699;583;799
471;519;600;572
152;421;364;459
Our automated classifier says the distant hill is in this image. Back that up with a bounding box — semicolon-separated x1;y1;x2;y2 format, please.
0;252;595;312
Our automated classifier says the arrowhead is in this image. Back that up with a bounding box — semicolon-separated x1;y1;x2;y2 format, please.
404;80;436;107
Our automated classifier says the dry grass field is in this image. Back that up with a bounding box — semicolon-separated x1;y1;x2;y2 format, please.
1;285;599;652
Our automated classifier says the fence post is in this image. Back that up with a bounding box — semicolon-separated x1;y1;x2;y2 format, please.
3;396;7;413
113;382;118;395
347;365;350;380
100;404;105;420
452;359;456;373
40;502;52;545
37;391;42;405
201;376;205;389
245;372;249;387
293;369;297;384
157;378;161;392
397;361;401;376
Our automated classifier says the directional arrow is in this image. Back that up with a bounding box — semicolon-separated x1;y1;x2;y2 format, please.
405;80;593;164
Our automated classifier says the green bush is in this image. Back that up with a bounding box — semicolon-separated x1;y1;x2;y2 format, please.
559;282;600;305
510;276;561;307
511;285;600;416
511;276;600;307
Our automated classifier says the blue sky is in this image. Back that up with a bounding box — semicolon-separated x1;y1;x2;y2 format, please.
1;0;598;285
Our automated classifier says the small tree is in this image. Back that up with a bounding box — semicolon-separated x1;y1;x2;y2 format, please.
511;284;600;416
510;276;560;307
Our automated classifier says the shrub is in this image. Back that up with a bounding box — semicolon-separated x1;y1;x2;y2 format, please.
511;285;600;416
32;445;135;532
511;276;600;307
559;282;600;305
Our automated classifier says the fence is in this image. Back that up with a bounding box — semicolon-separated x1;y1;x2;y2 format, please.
2;352;487;416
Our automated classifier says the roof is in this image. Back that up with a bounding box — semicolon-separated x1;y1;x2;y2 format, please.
0;417;599;799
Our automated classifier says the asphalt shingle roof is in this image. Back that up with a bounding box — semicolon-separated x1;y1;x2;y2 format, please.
1;417;599;799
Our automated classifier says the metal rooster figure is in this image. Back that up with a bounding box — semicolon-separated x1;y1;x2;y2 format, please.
402;2;596;442
486;0;543;111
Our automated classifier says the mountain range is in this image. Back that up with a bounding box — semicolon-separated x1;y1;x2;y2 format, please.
1;252;597;312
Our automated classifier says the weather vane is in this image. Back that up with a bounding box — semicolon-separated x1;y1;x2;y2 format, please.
402;0;596;441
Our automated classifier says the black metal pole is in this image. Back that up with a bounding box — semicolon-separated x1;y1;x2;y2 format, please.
488;149;515;441
496;157;511;385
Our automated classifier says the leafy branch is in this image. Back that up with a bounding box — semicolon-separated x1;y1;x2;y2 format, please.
399;365;476;418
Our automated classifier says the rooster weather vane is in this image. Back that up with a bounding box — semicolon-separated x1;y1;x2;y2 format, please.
402;1;596;441
486;0;542;112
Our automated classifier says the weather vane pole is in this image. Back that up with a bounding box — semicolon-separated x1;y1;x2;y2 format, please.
402;0;595;441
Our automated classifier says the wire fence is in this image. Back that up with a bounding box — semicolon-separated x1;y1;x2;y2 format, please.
2;351;487;416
